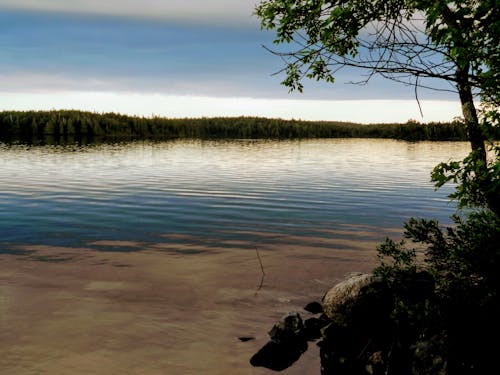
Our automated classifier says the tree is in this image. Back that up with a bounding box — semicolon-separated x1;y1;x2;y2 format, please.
255;1;499;371
256;0;499;214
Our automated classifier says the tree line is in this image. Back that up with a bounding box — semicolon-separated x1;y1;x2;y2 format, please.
0;110;477;143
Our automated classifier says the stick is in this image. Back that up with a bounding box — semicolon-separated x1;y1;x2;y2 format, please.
255;247;266;294
255;247;265;276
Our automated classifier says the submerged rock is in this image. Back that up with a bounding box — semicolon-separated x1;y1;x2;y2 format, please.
251;312;309;371
250;338;308;371
251;273;397;373
268;312;304;341
238;337;255;342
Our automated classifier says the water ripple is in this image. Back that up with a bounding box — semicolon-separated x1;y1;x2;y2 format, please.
0;139;469;249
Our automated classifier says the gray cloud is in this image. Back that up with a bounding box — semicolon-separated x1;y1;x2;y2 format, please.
0;0;258;25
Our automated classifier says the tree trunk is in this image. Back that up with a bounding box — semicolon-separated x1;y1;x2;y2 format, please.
456;67;500;216
456;67;486;162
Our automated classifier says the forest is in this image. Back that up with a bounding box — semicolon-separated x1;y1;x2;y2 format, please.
0;110;477;143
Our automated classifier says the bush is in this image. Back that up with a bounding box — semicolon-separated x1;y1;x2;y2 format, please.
373;110;500;373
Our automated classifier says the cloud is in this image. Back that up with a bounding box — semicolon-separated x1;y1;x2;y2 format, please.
0;91;462;123
0;0;258;25
0;6;459;111
0;71;280;98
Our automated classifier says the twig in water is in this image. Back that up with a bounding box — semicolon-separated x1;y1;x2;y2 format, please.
256;246;265;276
255;247;266;294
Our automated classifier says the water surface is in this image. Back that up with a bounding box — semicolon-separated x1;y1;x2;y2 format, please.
0;139;470;374
0;139;467;249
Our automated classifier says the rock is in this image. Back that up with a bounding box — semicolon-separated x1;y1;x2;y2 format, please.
250;312;309;371
238;337;255;342
250;338;308;371
304;301;323;314
251;274;397;373
318;273;395;374
322;273;380;321
303;317;330;341
268;312;304;341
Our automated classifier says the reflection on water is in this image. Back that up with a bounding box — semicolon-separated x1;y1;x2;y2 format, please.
0;139;470;374
0;139;469;251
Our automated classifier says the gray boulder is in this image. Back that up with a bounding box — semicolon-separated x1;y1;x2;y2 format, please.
322;273;381;324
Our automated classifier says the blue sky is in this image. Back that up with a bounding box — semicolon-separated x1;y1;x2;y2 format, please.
0;1;462;122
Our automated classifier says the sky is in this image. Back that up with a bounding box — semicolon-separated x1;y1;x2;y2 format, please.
0;1;463;123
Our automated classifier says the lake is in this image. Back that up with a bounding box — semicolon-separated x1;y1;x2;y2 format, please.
0;139;469;374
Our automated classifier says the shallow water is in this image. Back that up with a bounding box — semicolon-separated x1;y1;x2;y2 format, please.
0;139;470;374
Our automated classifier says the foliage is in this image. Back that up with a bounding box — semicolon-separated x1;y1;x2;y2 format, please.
374;209;500;371
432;146;500;212
376;237;416;277
255;0;499;98
374;110;500;371
376;211;500;299
432;109;500;215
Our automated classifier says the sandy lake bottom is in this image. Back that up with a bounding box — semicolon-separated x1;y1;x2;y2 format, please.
0;228;400;374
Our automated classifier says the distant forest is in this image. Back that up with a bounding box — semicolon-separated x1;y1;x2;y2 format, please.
0;110;486;144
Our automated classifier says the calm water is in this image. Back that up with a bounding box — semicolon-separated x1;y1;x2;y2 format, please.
0;139;468;251
0;139;471;374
